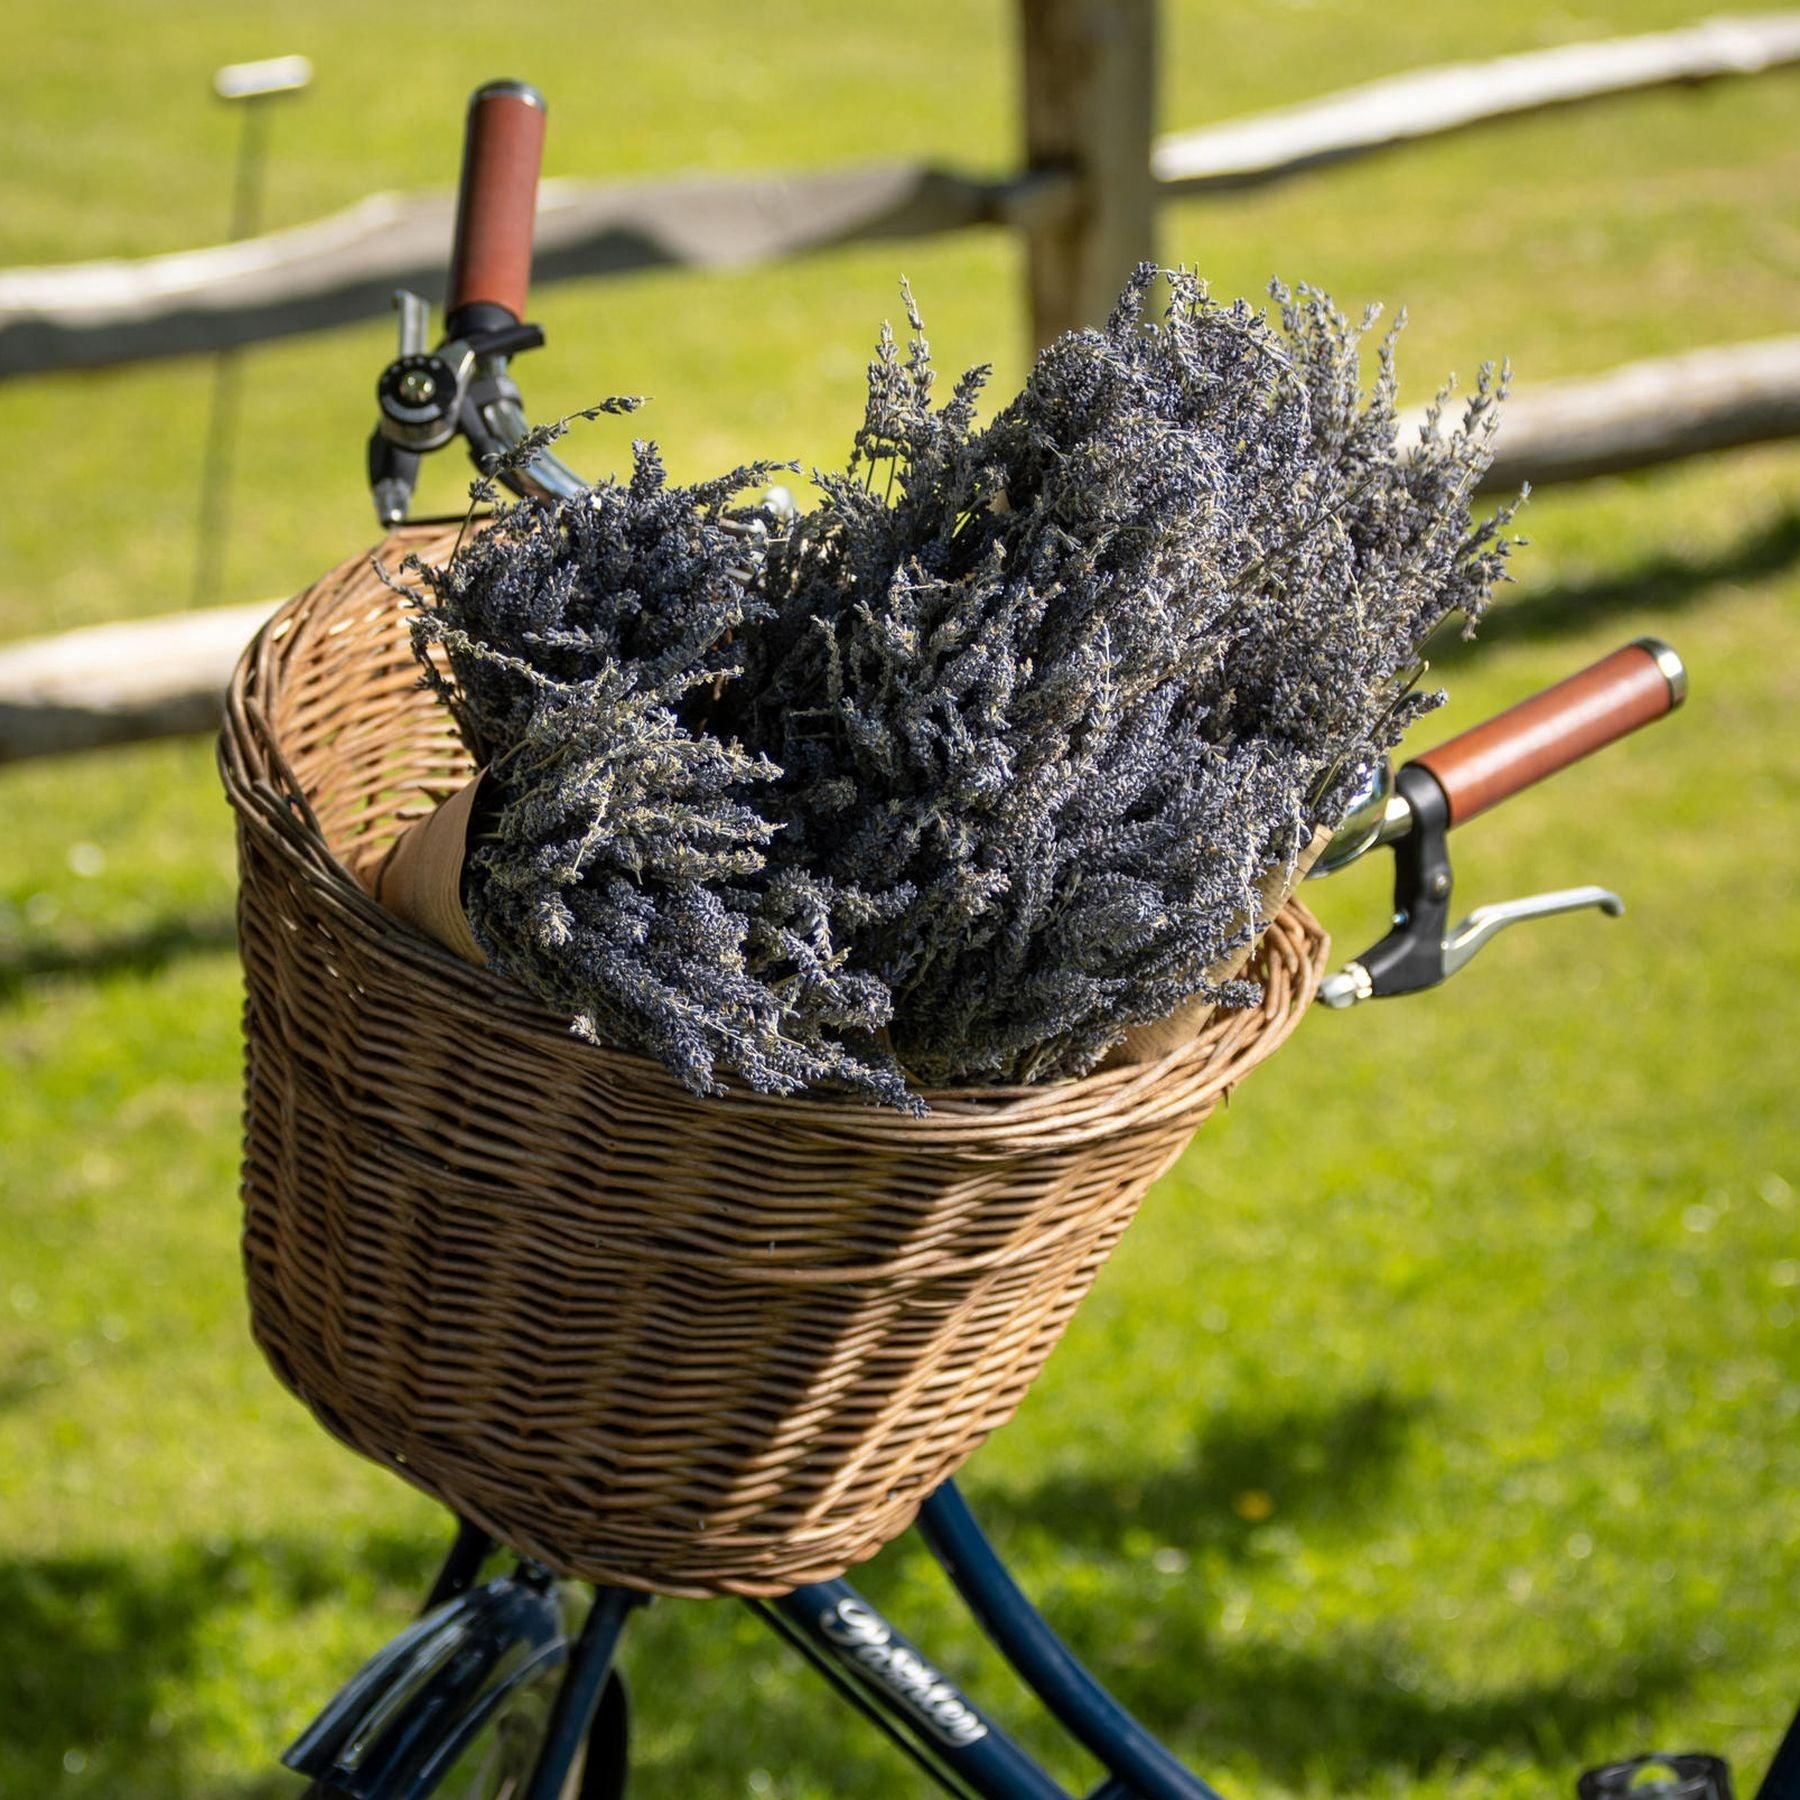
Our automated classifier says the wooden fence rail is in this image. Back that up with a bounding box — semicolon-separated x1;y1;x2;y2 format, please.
1152;10;1800;193
3;10;1795;376
1467;336;1800;491
0;166;1071;381
5;335;1796;768
4;5;1798;768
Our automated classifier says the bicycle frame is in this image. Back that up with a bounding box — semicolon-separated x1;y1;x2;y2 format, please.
303;1483;1795;1800
759;1482;1225;1799
306;1481;1230;1800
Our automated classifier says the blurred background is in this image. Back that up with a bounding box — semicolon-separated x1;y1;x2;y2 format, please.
1;2;1796;1794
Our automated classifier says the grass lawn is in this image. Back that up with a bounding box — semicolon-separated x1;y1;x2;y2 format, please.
2;3;1797;1795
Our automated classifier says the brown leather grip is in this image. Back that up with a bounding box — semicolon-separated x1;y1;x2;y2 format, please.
446;81;547;323
1412;638;1686;828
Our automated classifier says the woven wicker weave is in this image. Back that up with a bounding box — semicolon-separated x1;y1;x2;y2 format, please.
219;526;1328;1597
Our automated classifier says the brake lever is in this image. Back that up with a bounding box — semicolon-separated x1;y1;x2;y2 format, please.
367;287;550;524
1443;886;1624;977
1316;763;1624;1010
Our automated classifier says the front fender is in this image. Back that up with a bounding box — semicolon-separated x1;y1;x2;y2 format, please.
284;1573;573;1799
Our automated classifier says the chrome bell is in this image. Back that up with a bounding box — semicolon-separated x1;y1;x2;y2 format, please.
1310;759;1398;877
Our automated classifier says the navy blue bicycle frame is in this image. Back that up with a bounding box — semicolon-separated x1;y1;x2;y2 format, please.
455;1476;1228;1800
493;1482;1800;1800
753;1481;1225;1800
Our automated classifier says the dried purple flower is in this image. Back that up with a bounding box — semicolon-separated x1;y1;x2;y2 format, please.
406;271;1516;1104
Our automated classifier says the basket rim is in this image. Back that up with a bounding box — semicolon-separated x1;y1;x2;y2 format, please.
220;534;1328;1152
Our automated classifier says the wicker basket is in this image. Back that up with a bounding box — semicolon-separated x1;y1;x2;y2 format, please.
219;526;1328;1597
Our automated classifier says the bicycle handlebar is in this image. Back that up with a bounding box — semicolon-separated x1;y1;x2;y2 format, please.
1410;636;1686;828
446;80;547;328
1315;636;1688;1006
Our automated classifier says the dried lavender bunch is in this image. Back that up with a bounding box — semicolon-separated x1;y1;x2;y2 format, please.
400;270;1514;1106
732;268;1516;1087
399;423;909;1106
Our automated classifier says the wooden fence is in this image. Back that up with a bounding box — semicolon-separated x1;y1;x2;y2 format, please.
4;8;1797;371
3;3;1799;764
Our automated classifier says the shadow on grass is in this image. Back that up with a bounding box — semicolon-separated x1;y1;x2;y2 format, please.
0;913;236;1004
622;1546;1697;1795
973;1386;1427;1556
1430;506;1800;665
0;1478;1704;1795
0;1527;440;1797
1109;1623;1695;1786
924;1387;1698;1784
0;1340;59;1414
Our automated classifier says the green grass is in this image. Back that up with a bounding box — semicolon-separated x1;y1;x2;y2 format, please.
2;3;1798;1795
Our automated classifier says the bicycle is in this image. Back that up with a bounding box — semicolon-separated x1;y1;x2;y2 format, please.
278;80;1792;1800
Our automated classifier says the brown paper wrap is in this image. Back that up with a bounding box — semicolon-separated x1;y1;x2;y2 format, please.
371;774;488;968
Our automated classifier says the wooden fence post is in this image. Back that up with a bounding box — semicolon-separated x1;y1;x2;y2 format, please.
1018;0;1159;349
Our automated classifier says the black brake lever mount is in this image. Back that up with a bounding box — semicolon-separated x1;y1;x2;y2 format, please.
1319;765;1454;1008
1317;762;1625;1010
367;289;546;525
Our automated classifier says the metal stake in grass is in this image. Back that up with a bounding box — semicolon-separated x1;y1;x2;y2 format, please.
192;55;312;609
